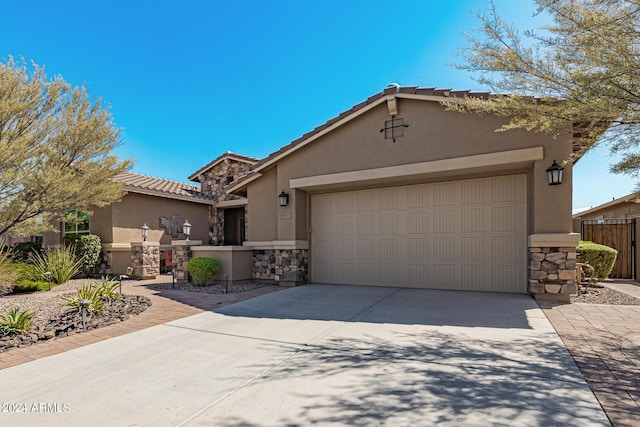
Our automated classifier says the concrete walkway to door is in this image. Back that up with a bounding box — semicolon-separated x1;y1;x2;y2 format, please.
0;285;607;426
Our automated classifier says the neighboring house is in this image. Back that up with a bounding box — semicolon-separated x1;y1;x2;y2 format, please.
206;85;581;299
37;172;214;275
573;193;640;279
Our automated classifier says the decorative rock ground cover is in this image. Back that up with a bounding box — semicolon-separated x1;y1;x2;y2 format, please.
0;279;151;353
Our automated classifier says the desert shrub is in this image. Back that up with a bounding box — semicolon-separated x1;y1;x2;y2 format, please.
9;241;42;263
61;283;103;313
30;246;82;285
0;247;18;296
61;277;120;313
10;263;51;293
577;241;618;283
96;276;120;302
187;257;219;285
65;234;102;277
0;307;35;335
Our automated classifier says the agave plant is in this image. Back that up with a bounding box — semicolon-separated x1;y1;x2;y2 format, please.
0;307;35;335
96;276;120;302
61;283;103;313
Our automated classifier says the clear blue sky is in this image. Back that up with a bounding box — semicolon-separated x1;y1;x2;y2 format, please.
0;0;635;210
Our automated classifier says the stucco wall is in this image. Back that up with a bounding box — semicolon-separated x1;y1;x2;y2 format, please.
248;98;573;242
247;167;278;241
108;193;210;245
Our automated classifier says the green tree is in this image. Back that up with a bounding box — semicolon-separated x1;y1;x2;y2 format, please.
0;57;132;236
455;0;640;174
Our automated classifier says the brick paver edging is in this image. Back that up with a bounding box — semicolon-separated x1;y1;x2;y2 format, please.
539;300;640;427
0;279;283;371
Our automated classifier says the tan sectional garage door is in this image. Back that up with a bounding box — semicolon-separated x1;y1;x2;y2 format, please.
310;174;527;293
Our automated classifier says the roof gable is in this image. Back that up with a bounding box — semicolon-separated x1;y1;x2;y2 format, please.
188;151;258;182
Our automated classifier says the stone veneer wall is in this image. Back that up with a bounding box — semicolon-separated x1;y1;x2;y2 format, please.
528;246;577;298
97;250;113;275
209;207;224;246
172;244;191;282
253;249;309;283
130;243;160;279
198;158;253;202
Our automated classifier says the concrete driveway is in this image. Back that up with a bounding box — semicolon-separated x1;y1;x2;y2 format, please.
0;285;609;426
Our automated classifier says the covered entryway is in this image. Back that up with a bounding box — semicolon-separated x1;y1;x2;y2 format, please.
311;174;527;293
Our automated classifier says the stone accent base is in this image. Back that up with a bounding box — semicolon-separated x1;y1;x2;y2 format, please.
529;246;577;300
253;249;309;284
131;242;160;280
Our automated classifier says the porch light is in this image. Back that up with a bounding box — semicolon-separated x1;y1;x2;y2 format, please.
141;223;150;242
182;219;191;241
546;160;564;185
279;190;289;207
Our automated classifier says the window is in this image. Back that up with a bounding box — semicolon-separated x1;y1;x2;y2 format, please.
64;210;90;235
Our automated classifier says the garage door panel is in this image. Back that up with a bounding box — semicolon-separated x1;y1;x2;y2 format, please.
311;175;526;293
493;206;525;232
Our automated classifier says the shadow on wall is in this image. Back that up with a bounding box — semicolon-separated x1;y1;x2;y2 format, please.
207;331;606;426
214;284;540;329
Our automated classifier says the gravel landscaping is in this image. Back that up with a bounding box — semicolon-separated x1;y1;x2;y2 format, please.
571;285;640;305
150;281;278;294
0;279;152;352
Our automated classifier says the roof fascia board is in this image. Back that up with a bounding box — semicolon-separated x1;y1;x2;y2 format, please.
289;147;544;190
123;186;214;205
252;95;391;173
225;171;263;195
572;194;639;217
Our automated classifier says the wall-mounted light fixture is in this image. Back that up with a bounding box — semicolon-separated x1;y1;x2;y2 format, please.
142;223;150;242
279;190;289;207
182;219;191;241
546;160;564;185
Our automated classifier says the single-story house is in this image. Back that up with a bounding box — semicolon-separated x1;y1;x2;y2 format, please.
573;193;640;279
35;172;214;275
187;85;581;299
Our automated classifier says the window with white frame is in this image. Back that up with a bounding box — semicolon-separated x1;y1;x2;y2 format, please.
64;210;90;235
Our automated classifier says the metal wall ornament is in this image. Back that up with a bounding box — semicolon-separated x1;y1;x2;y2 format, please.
380;116;409;143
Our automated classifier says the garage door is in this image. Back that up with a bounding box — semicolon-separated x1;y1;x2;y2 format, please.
310;174;527;293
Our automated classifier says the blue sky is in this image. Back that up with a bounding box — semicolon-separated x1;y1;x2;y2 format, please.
0;0;635;210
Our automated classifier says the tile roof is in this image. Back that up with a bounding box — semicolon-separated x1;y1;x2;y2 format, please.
572;192;640;218
188;151;258;182
245;85;491;173
112;172;214;203
225;84;595;195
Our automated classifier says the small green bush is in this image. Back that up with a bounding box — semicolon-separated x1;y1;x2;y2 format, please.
0;307;35;335
577;241;618;283
30;246;82;285
65;234;102;277
10;263;52;293
9;241;42;263
187;257;219;285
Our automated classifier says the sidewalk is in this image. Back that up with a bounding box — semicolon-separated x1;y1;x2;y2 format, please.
539;280;640;427
0;277;283;371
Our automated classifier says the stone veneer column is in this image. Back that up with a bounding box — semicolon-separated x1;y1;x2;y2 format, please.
171;240;202;283
130;242;160;280
253;249;309;286
528;233;580;302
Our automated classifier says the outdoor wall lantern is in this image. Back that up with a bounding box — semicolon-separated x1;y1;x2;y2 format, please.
279;190;289;207
182;219;191;241
141;223;150;242
546;160;564;186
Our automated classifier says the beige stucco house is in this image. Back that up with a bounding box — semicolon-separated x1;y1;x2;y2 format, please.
187;85;581;300
37;172;213;275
